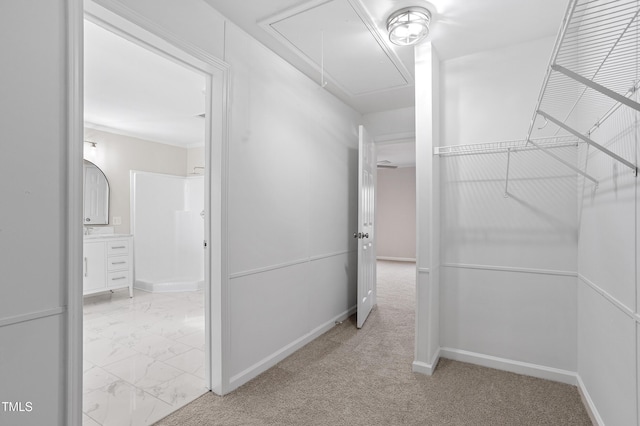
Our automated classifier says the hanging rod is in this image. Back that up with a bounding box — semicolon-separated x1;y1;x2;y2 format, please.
525;138;598;185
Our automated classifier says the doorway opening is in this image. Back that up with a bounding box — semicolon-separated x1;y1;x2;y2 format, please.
82;18;208;425
375;141;417;265
373;139;417;340
69;3;229;424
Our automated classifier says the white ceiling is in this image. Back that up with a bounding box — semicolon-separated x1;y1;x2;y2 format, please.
84;0;569;163
203;0;570;114
264;0;412;97
84;20;206;148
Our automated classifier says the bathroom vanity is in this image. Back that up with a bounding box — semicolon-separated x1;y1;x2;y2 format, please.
83;235;134;297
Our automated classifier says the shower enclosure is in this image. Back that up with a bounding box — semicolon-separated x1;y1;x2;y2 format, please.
131;171;204;292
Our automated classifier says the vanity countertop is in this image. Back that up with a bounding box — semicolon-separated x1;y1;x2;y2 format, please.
83;234;132;240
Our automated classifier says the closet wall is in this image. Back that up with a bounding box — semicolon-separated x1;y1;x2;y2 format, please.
576;90;638;425
435;36;580;381
421;2;640;421
515;1;640;422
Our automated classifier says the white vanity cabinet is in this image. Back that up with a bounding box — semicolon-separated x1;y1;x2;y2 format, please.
83;241;106;293
83;236;133;297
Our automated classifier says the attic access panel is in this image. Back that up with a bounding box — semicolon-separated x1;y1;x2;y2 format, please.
262;0;411;96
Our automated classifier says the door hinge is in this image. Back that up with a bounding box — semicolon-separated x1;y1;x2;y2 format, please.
203;240;208;249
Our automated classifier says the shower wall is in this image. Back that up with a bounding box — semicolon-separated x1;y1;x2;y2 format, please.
131;171;204;292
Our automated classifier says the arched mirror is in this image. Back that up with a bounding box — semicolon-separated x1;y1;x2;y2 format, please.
83;160;110;225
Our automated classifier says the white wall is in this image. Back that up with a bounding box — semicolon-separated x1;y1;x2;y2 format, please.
377;167;416;261
439;146;578;378
84;128;189;234
576;92;639;425
441;36;554;145
0;1;69;425
224;22;360;387
363;106;415;142
417;36;580;383
103;0;225;60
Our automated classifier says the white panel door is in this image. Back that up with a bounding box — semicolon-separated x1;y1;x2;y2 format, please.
356;125;377;328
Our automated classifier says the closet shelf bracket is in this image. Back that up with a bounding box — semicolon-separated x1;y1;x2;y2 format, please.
525;137;598;186
504;148;512;198
588;81;640;136
550;64;640;113
537;110;638;176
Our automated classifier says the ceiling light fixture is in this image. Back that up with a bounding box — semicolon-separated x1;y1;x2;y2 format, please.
386;7;431;46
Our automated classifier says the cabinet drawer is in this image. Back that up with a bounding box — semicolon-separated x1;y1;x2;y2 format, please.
107;240;129;256
107;255;129;271
107;270;130;287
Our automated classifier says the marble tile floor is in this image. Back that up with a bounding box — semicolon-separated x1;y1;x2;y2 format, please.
83;288;207;426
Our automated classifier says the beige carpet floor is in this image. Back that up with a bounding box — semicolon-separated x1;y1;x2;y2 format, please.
155;260;592;426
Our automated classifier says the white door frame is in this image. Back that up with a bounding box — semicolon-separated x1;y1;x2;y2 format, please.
66;1;230;423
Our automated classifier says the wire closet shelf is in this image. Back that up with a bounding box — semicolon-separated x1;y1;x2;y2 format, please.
434;135;579;156
434;136;582;198
525;0;640;177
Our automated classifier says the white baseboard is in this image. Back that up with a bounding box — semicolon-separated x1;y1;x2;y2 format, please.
228;305;357;392
413;348;441;375
576;375;604;426
377;256;416;262
440;347;577;385
134;279;204;293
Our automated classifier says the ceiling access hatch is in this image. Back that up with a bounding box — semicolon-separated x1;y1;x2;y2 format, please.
260;0;413;97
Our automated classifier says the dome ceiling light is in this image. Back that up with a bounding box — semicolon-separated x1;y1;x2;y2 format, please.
386;7;432;46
